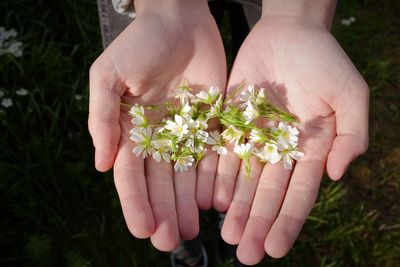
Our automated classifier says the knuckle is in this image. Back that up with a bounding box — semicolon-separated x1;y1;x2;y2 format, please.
289;180;318;205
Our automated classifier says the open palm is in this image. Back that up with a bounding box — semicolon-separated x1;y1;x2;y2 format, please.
89;5;226;251
213;17;368;264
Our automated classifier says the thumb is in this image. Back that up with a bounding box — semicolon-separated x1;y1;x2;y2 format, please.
326;76;369;180
88;57;124;172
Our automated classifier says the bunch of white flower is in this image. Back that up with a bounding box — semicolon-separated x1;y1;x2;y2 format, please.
128;83;304;175
128;84;226;172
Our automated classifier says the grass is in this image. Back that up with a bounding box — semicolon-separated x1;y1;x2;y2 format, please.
1;0;399;266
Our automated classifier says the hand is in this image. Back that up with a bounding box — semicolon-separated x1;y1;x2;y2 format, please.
88;0;226;251
213;13;368;265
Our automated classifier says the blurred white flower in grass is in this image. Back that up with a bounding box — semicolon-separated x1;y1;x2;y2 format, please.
74;94;82;100
16;88;28;96
1;98;13;108
0;27;23;57
174;155;195;172
341;16;357;26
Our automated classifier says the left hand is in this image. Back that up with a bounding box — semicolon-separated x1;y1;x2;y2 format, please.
213;16;369;264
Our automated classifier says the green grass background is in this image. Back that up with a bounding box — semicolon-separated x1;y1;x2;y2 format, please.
1;0;399;266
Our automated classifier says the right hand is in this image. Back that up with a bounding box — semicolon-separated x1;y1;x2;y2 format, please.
88;0;226;251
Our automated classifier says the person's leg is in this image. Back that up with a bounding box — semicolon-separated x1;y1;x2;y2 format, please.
209;0;226;27
227;1;250;56
233;0;262;29
227;0;262;56
96;0;132;48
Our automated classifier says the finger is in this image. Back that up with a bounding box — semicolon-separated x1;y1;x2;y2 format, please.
327;79;369;180
221;157;263;245
236;164;291;265
88;59;124;171
174;165;199;240
213;143;241;212
196;149;218;210
113;137;155;239
146;158;180;251
264;158;325;258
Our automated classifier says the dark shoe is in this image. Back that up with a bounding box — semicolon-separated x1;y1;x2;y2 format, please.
218;213;247;267
170;245;208;267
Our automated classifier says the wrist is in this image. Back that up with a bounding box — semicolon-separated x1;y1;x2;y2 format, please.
135;0;210;18
262;0;337;30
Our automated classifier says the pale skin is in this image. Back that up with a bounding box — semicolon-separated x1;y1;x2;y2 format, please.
210;0;369;264
88;0;369;264
88;0;226;251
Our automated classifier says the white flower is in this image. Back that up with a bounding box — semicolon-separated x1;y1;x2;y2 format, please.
221;126;244;144
0;89;4;98
180;99;192;115
129;105;145;117
195;86;221;104
174;86;195;104
151;139;171;163
0;27;23;57
196;118;209;129
280;148;304;170
233;143;253;159
254;143;282;164
208;94;223;118
249;128;265;144
196;130;209;142
206;130;222;145
165;114;189;140
0;27;17;40
274;122;299;149
1;98;13;108
206;130;227;155
74;94;82;100
340;19;351;26
130;126;153;158
174;155;195;172
255;88;266;105
341;16;356;26
243;101;259;124
185;138;195;148
16;88;28;96
129;105;147;127
186;117;208;131
7;41;23;57
212;145;227;155
184;136;206;154
190;143;205;154
239;84;256;103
